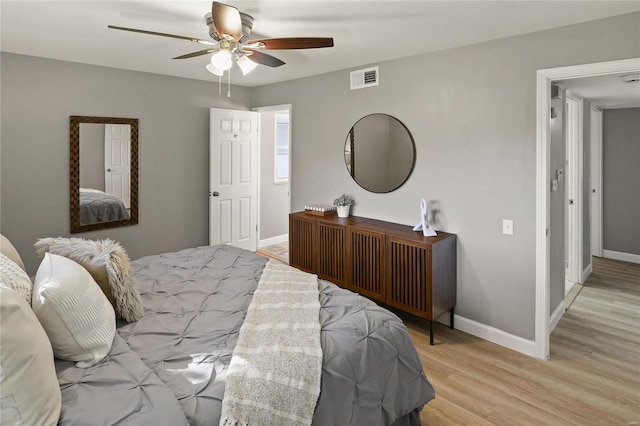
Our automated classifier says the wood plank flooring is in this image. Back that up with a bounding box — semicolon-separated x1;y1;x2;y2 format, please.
258;242;639;424
406;256;639;425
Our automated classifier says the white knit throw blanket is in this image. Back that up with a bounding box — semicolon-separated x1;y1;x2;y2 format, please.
219;260;322;426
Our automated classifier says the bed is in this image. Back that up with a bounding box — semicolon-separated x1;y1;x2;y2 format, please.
42;244;435;425
79;188;128;224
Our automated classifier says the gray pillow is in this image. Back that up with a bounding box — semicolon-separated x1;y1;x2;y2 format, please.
35;237;143;322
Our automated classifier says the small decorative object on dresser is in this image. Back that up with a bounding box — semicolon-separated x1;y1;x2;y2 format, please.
304;204;336;216
413;198;437;237
333;193;355;217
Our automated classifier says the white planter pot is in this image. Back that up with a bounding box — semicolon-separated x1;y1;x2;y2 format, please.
337;205;350;218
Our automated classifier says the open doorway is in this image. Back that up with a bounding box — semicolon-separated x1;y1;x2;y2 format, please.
535;58;640;359
254;104;292;262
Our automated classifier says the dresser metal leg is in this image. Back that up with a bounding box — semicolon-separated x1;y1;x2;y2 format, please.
429;321;434;345
451;306;455;329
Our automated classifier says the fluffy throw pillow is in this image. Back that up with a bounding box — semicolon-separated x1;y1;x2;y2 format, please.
34;237;143;322
1;285;62;426
0;253;32;304
0;233;25;271
33;253;116;368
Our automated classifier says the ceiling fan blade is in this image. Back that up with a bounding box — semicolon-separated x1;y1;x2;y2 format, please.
212;2;242;41
173;48;216;60
243;49;285;68
108;25;216;45
247;37;334;50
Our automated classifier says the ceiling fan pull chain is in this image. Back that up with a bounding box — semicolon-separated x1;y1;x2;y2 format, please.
227;71;231;98
219;74;222;95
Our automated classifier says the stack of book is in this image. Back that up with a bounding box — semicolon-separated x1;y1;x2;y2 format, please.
304;204;336;216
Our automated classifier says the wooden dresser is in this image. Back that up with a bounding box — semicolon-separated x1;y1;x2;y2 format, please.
289;212;457;344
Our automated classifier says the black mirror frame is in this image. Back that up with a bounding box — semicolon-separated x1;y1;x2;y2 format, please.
345;113;416;193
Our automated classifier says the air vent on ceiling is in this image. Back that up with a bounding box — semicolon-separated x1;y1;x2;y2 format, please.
350;66;379;90
621;73;640;84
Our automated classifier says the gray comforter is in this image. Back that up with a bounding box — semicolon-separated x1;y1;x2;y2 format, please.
56;245;435;425
79;190;128;224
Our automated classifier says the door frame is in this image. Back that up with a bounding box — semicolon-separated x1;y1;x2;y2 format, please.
252;104;293;248
535;57;640;360
590;106;604;258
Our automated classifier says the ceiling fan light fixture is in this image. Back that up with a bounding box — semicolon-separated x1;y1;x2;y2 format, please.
211;49;233;71
206;63;224;76
237;54;258;75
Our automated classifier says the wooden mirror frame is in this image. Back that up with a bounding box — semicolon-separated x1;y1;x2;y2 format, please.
70;116;138;233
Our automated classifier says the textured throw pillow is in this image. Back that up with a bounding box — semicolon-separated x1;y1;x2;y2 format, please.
0;253;32;304
0;233;25;271
1;285;62;426
34;237;143;322
33;253;116;368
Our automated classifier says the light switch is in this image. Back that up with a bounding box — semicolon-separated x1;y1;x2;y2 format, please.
502;219;514;236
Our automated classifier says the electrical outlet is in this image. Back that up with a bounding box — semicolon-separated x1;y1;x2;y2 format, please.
502;219;514;236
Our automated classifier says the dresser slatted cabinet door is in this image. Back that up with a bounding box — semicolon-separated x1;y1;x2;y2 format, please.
386;236;432;319
315;221;346;286
347;227;385;302
289;213;314;273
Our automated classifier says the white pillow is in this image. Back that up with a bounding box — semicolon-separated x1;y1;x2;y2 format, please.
34;237;144;322
0;234;25;271
33;253;116;368
0;285;62;426
0;253;32;304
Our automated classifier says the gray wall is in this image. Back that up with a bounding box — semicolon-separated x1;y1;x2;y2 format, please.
1;53;251;274
79;123;106;191
251;12;640;340
259;110;290;240
603;107;640;255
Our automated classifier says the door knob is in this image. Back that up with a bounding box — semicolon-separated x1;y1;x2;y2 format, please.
212;191;220;197
106;168;112;172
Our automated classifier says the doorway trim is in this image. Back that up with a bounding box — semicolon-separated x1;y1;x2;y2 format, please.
252;104;293;248
535;57;640;360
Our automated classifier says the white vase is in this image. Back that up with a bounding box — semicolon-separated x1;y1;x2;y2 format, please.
337;205;350;218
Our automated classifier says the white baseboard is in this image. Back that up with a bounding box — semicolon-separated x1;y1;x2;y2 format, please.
603;249;640;265
549;301;565;333
582;262;593;283
564;279;575;295
258;234;288;249
454;315;536;358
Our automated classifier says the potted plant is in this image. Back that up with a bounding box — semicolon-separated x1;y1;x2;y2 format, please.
333;194;355;218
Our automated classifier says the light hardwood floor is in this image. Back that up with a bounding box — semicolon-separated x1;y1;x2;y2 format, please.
258;243;639;425
407;256;639;425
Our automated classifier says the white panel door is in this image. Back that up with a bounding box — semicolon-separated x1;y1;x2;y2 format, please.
104;124;131;209
565;92;583;287
209;108;258;251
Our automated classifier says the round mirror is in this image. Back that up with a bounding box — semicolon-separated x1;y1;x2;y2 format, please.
344;114;415;193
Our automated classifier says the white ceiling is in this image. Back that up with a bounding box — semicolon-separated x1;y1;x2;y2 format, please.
1;1;639;88
558;73;640;109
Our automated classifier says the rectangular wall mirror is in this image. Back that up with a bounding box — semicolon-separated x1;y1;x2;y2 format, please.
70;116;138;233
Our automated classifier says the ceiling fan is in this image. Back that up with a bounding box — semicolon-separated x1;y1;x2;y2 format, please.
108;1;334;77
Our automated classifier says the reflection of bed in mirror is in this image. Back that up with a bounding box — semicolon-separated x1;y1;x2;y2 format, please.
79;188;129;225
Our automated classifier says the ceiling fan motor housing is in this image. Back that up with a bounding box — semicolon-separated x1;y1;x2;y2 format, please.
205;12;253;43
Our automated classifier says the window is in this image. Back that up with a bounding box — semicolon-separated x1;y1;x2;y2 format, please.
274;112;290;183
